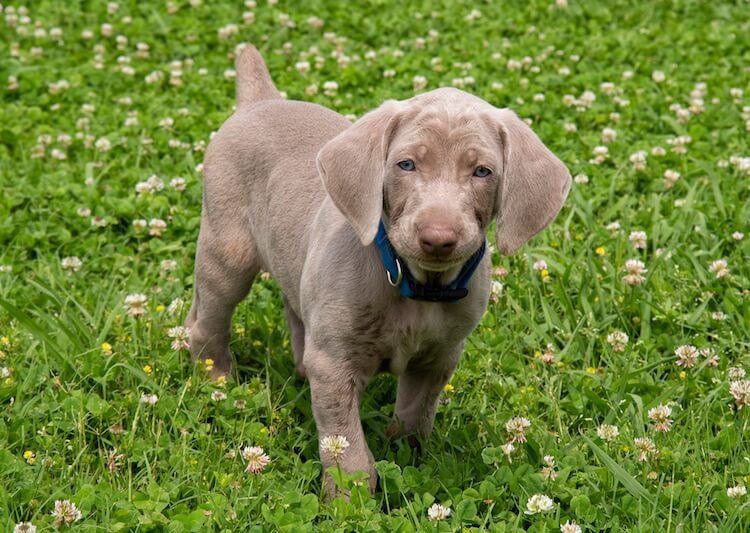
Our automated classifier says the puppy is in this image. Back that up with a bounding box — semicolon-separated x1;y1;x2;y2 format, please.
186;45;570;496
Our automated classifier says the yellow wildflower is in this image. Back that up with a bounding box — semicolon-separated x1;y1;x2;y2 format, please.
143;364;153;375
101;342;113;355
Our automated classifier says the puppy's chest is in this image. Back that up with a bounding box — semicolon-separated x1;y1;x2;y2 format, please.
376;303;452;375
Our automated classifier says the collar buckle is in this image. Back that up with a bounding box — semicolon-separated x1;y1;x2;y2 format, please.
386;258;403;287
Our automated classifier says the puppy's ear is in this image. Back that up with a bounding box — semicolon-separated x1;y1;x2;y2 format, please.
493;109;571;255
317;100;403;246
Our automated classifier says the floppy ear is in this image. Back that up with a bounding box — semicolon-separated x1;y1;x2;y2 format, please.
493;109;571;255
316;100;403;246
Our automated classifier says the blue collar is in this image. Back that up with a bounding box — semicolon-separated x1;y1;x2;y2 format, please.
374;220;486;303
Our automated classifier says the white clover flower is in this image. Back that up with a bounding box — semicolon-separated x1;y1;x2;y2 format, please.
633;437;657;461
708;259;729;279
533;260;548;271
591;145;608;164
161;259;177;272
629;231;647;249
560;521;582;533
606;331;629;352
563;122;577;133
729;380;750;409
91;216;107;227
574;174;589;184
167;326;190;350
525;494;554;515
148;218;167;237
600;81;615;95
629;150;648;170
652;70;665;82
426;503;451;521
124;293;148;317
728;367;746;380
13;522;37;533
241;446;270;473
307;15;324;29
323;81;338;96
295;61;310;75
140;393;158;405
95;137;112;152
501;442;515;462
728;485;747;498
51;500;82;526
167;297;185;316
663;169;681;189
622;259;647;285
674;345;698;368
61;256;82;272
145;71;164;84
579;90;596;107
606;221;621;234
169;177;186;191
596;424;619;441
505;416;531;443
489;280;503;303
647;404;672;432
320;435;350;461
211;390;227;401
412;75;427;92
541;455;557;480
732;231;744;241
601;127;617;143
217;23;239;40
699;347;719;367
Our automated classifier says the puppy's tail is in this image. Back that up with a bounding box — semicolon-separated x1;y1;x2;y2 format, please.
235;44;281;106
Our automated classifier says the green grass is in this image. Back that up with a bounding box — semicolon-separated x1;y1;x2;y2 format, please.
1;0;749;530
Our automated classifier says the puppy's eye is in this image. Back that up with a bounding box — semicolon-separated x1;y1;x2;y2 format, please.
473;166;492;178
397;159;416;171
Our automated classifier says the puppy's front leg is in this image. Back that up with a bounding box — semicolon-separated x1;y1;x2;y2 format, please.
304;349;377;499
387;344;462;439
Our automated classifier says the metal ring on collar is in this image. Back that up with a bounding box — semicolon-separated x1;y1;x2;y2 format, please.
386;258;403;287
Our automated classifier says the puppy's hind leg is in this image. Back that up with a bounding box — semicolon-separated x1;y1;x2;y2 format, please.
282;295;306;378
186;215;260;379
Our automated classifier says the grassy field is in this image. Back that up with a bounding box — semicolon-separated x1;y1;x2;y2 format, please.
2;0;750;530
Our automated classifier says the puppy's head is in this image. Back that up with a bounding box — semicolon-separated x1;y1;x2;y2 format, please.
317;88;570;277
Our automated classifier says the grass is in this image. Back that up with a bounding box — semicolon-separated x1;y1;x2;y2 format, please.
1;0;749;530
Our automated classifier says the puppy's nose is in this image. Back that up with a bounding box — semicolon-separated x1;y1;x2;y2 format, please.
419;226;457;257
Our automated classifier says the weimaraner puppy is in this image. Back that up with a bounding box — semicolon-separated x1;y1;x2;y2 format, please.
186;44;570;496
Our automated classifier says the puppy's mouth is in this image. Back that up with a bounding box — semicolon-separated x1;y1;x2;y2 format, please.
414;258;463;272
411;243;483;273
